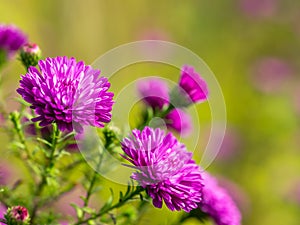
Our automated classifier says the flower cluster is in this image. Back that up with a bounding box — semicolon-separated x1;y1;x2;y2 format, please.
17;56;114;132
137;65;208;136
0;24;27;60
199;172;241;225
0;22;242;225
121;126;203;212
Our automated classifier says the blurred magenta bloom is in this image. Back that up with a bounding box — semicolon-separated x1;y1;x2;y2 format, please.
53;185;85;217
218;177;251;215
165;108;192;137
250;57;293;93
0;24;27;59
179;65;209;104
0;204;6;225
0;113;4;125
137;78;169;109
239;0;278;18
216;128;242;162
0;160;12;185
286;180;300;205
121;127;203;212
199;172;241;225
138;27;170;41
17;56;114;132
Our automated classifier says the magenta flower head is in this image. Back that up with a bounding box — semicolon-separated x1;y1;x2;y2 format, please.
165;108;192;137
171;65;208;107
137;78;169;109
199;172;241;225
121;126;203;212
4;206;30;225
17;56;114;132
0;24;27;60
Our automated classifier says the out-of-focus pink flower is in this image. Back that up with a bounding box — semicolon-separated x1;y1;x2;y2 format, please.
0;24;27;60
138;28;170;41
216;128;242;162
285;180;300;205
0;204;6;225
60;221;69;225
218;177;251;215
0;113;4;125
53;185;86;217
137;78;169;109
165;108;193;137
250;57;293;93
178;65;209;104
0;160;11;185
239;0;278;19
199;172;242;225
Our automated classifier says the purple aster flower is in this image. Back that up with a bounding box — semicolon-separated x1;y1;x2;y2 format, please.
165;108;192;137
137;78;169;109
17;56;114;132
0;24;27;59
179;65;208;103
199;172;241;225
121;126;203;212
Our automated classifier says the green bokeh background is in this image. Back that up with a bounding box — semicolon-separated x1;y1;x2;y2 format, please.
1;0;300;224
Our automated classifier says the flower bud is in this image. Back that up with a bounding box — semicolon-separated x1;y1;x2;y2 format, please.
101;124;121;149
170;65;208;108
19;43;41;70
4;206;30;225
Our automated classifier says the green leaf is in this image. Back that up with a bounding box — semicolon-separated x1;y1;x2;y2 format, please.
70;203;83;219
36;137;52;147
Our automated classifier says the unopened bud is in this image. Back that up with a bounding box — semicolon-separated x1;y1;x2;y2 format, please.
19;43;41;70
4;206;30;225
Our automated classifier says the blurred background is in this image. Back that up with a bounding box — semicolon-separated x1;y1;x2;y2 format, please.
1;0;300;224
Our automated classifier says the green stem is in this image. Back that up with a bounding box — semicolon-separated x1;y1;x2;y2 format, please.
78;152;103;222
30;123;61;224
73;186;144;225
138;104;174;130
134;195;150;224
10;112;31;159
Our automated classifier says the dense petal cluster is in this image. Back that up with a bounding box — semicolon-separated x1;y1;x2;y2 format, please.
17;56;114;132
0;24;27;58
199;172;241;225
179;65;209;103
121;127;203;212
165;108;192;136
137;78;169;109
